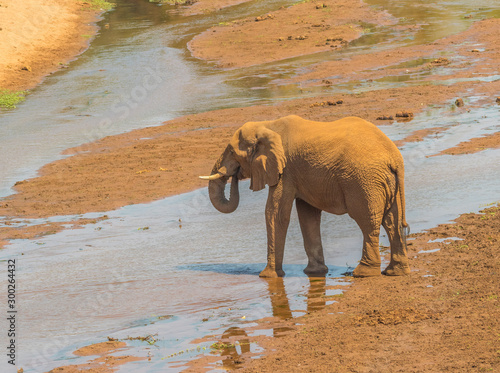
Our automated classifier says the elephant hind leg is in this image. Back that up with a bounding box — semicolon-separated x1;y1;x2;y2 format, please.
296;199;328;277
382;201;411;276
352;226;383;278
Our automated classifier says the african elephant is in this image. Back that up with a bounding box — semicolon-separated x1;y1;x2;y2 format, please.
200;115;410;278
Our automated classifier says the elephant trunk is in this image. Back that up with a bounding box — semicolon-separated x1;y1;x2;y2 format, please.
207;149;240;214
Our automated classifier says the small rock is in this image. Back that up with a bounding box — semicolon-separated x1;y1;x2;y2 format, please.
287;36;293;40
471;49;480;53
316;4;327;9
495;97;500;104
430;57;450;65
377;115;394;121
336;100;344;105
21;65;32;72
322;79;333;85
278;37;285;41
255;13;275;21
395;111;414;118
295;35;308;40
455;98;464;107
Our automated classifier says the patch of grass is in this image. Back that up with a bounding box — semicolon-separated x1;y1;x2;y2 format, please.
124;334;158;345
0;89;28;109
210;342;234;351
149;0;193;5
87;0;115;11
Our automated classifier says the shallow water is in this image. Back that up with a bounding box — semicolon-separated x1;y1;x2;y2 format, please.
0;0;499;371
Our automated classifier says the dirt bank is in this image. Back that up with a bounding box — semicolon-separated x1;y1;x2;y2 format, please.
0;0;105;92
234;203;500;372
286;17;500;90
189;0;395;68
432;132;500;156
171;0;254;16
48;341;144;373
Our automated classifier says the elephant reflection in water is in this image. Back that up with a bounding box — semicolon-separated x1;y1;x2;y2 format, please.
216;276;329;367
219;327;251;370
265;277;327;327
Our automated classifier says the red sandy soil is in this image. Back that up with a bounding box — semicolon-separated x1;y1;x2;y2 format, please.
48;341;145;373
0;0;102;92
174;0;254;16
189;0;396;68
281;17;500;89
432;132;500;156
392;127;449;148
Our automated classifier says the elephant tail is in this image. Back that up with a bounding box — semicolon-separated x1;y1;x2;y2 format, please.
395;164;410;236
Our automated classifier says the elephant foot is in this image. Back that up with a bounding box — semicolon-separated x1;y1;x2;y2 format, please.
382;263;410;276
352;263;381;278
304;263;328;277
259;266;285;278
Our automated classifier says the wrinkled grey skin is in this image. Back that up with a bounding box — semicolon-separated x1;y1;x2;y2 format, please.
203;115;410;278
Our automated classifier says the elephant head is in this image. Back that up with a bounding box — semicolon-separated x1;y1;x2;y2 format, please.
200;123;287;213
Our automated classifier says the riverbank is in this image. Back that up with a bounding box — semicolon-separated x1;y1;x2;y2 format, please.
238;203;500;372
0;0;109;93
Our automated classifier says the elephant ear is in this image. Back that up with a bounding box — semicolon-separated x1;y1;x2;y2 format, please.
250;127;286;191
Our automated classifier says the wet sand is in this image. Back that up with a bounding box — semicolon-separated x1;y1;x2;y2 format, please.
176;0;255;16
189;0;396;68
48;341;144;373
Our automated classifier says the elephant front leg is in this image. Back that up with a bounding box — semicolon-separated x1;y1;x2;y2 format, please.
259;182;295;278
296;199;328;277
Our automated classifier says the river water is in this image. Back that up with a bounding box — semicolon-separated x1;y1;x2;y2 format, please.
0;0;499;372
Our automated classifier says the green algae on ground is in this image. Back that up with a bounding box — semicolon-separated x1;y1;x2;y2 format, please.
0;89;28;109
87;0;115;11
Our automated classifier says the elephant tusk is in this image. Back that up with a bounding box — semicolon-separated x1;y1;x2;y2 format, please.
199;173;224;181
